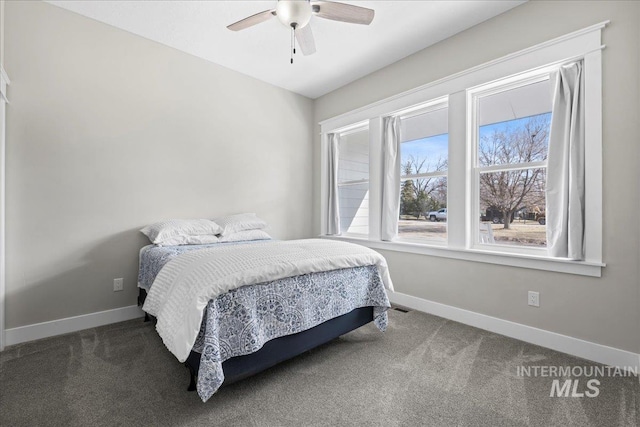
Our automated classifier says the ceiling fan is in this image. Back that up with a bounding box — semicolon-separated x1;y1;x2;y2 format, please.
227;0;375;63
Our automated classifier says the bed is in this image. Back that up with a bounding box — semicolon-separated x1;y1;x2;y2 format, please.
138;238;393;402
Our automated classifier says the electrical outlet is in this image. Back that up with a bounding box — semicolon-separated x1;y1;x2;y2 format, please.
113;278;124;292
528;291;540;307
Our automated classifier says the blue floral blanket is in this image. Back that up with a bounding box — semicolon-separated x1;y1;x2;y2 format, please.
192;265;389;402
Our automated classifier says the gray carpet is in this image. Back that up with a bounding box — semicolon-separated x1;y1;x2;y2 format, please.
1;309;638;426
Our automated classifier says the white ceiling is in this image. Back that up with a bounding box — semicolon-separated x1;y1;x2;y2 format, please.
47;1;526;99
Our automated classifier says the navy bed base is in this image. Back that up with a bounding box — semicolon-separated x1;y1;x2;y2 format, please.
186;305;374;390
138;289;374;391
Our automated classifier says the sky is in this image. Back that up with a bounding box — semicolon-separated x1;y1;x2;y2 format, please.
401;133;448;170
478;112;552;139
400;112;552;169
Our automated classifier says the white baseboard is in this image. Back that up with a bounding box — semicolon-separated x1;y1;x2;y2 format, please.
389;292;640;370
4;305;145;347
4;295;639;370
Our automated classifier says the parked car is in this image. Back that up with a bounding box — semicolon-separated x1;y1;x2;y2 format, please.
427;208;447;222
515;207;546;225
481;206;514;224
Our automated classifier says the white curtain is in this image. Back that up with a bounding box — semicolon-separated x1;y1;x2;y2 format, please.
326;133;341;235
381;116;401;241
546;61;585;260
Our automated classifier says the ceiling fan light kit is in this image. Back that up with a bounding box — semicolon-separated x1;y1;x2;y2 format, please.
227;0;375;63
276;0;312;29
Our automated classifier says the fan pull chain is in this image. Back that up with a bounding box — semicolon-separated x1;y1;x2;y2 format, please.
290;26;296;64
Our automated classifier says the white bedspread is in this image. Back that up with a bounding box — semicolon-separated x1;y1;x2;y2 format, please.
143;238;393;362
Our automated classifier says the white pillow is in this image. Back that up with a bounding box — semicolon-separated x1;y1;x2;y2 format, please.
140;219;223;245
158;234;220;247
214;213;267;236
219;229;272;243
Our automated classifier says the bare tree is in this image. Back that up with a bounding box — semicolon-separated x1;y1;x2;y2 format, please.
401;155;447;219
479;115;549;229
400;163;417;218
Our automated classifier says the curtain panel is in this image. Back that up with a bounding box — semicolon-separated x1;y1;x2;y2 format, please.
546;61;585;260
381;116;401;241
326;133;341;235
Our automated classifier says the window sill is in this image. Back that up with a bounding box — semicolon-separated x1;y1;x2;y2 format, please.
321;235;604;277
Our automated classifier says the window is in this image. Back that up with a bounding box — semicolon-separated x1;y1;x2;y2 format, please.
337;126;369;236
320;22;604;276
472;76;552;251
398;103;448;242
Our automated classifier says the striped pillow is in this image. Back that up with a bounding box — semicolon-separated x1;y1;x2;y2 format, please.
140;219;223;245
218;229;271;243
214;213;267;236
157;234;220;247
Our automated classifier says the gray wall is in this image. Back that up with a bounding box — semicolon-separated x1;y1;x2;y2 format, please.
4;1;314;328
4;0;640;357
314;1;640;353
1;1;5;65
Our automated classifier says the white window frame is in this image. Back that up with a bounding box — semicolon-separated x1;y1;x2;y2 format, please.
468;71;553;256
319;21;606;277
396;98;449;245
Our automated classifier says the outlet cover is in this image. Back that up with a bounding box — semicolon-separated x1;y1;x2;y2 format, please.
528;291;540;307
114;278;124;292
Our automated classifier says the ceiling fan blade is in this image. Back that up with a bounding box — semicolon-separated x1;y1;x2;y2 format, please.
295;24;316;56
311;1;374;25
227;9;276;31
